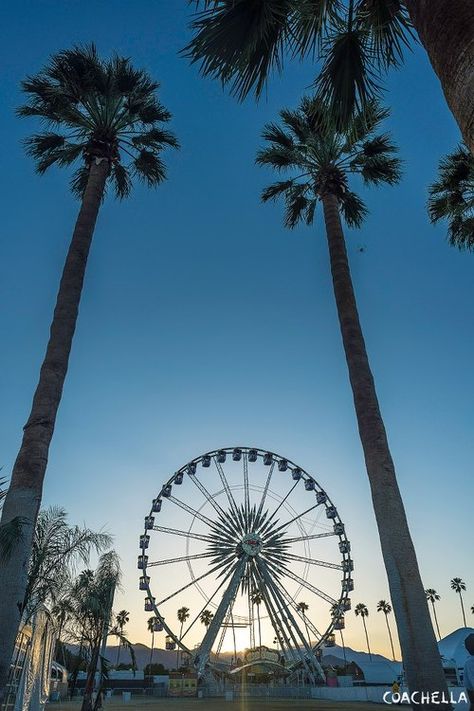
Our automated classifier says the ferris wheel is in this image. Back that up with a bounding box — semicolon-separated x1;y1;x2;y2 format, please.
138;447;353;682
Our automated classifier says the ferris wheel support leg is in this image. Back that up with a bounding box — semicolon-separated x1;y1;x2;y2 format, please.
193;558;247;678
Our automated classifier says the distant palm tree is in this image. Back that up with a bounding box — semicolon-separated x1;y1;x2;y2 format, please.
177;607;190;669
450;578;467;627
147;616;158;673
296;601;311;647
115;610;130;666
200;609;214;629
0;44;178;686
425;590;442;640
377;600;395;661
251;590;263;649
428;144;474;251
330;603;347;670
354;603;372;661
471;605;474;615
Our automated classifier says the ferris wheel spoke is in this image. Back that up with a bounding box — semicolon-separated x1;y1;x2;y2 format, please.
167;495;216;528
214;458;239;517
243;452;250;519
285;531;337;544
252;565;298;663
156;558;232;606
147;552;215;567
180;567;235;644
264;556;337;606
274;582;322;642
272;503;321;535
256;461;275;522
280;552;343;571
262;479;300;530
153;524;215;543
189;475;227;518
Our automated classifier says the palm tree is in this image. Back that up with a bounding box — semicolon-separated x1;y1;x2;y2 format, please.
330;603;347;670
185;1;474;155
177;607;190;669
354;603;372;661
428;144;474;251
200;609;214;628
147;616;158;672
377;600;396;661
296;601;311;647
0;45;178;693
256;94;447;698
115;610;130;666
425;590;442;640
251;590;263;649
450;578;467;627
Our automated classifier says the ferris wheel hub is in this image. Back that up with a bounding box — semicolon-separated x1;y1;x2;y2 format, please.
240;532;263;557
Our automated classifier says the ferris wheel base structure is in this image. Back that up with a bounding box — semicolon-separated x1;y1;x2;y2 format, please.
138;446;354;684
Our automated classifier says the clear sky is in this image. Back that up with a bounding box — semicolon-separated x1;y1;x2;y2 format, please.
1;1;473;661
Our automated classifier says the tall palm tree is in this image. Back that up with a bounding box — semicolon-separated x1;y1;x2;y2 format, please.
296;601;311;647
251;590;263;649
425;590;442;640
200;609;214;628
0;44;178;695
115;610;130;666
256;95;447;700
185;1;474;156
177;607;190;669
330;603;347;670
428;144;474;251
354;603;372;661
450;578;467;628
377;600;396;661
147;616;158;672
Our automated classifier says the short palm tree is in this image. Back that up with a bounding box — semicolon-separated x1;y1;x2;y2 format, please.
251;590;264;649
354;603;372;661
177;606;190;669
185;1;474;155
450;578;467;627
0;44;178;691
428;144;474;251
115;610;130;666
147;616;159;672
200;609;214;632
257;95;445;695
425;589;442;640
377;600;395;661
296;601;311;647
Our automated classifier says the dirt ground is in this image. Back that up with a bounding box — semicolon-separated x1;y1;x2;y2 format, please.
48;699;395;711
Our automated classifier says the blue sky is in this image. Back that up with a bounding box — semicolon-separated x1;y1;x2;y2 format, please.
1;1;473;658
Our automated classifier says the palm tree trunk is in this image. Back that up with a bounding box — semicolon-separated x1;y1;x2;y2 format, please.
459;592;467;628
362;617;372;662
384;614;396;662
404;1;474;156
321;192;449;708
149;631;154;672
431;601;441;640
0;158;110;700
339;629;347;670
82;636;102;711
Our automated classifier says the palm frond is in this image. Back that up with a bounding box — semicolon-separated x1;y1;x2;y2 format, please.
316;25;380;130
184;0;294;100
355;0;414;69
256;145;302;171
261;122;294;148
0;516;27;563
133;150;167;186
112;162;132;200
339;189;368;228
428;144;474;251
357;154;402;185
261;179;295;202
284;185;310;228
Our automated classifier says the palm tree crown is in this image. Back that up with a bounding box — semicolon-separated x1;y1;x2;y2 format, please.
147;616;158;634
451;578;466;594
425;589;440;604
177;606;190;624
18;44;178;199
185;1;413;126
200;609;214;627
116;610;130;629
428;144;474;251
377;600;392;614
355;603;369;618
257;97;401;229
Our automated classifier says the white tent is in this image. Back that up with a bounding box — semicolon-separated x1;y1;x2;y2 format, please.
438;627;474;670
